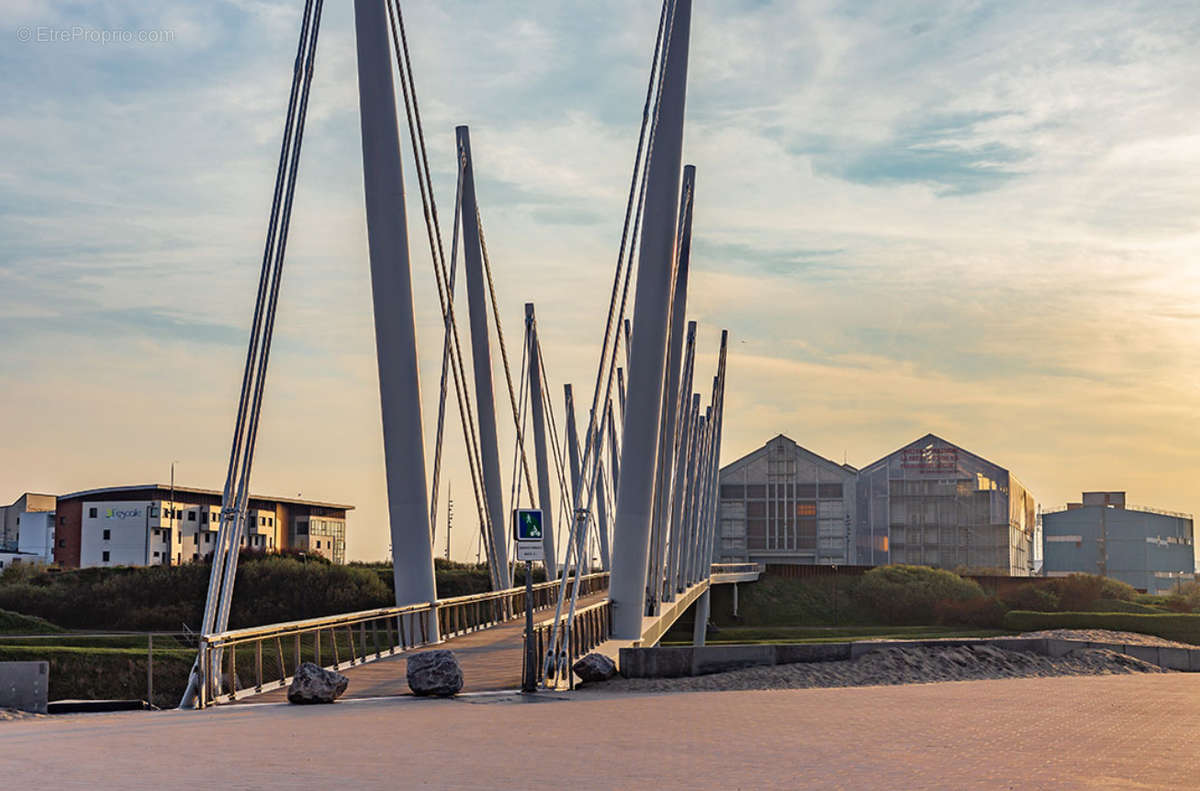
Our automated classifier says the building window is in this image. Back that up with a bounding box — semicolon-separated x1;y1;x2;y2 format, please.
59;516;65;525
89;508;97;518
188;512;196;521
316;540;322;549
153;551;159;558
102;551;110;562
205;533;211;544
58;539;65;548
102;529;111;540
818;483;843;499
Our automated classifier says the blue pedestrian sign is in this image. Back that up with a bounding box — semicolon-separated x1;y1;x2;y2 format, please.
513;508;544;542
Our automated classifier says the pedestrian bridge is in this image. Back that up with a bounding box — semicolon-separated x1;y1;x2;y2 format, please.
203;563;760;706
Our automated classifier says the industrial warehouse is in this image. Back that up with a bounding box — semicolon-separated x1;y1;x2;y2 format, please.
0;485;353;568
1043;491;1195;594
717;433;1193;585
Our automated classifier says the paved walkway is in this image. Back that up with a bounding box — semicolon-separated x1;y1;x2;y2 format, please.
248;591;609;702
5;674;1200;788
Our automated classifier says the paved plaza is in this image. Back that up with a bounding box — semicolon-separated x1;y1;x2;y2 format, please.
4;673;1199;788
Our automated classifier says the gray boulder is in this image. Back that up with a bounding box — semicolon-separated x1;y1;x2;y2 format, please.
572;652;617;683
287;662;348;704
406;650;463;696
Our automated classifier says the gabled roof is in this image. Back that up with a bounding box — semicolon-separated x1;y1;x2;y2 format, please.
721;433;857;475
860;432;1008;475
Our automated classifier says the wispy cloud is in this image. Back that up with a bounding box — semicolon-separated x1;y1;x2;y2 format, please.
2;0;1199;561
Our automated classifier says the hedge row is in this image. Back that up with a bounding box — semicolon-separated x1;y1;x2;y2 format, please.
1004;610;1200;645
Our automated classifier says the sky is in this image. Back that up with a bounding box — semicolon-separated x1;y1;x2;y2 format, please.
1;0;1198;563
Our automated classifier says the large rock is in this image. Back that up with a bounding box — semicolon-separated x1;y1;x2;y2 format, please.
406;650;463;696
572;652;616;683
287;662;348;704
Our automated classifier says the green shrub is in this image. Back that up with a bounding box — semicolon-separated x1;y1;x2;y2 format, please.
0;554;393;632
1052;573;1137;611
1086;598;1167;614
934;596;1007;628
1003;610;1200;645
854;565;985;625
1002;584;1060;613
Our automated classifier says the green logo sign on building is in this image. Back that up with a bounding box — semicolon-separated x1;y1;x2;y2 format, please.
513;509;543;541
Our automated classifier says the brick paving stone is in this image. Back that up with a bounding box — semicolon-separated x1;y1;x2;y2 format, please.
3;673;1198;789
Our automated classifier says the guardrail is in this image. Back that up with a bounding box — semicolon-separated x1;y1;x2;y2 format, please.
533;598;612;690
197;572;609;707
709;562;762;575
0;630;197;708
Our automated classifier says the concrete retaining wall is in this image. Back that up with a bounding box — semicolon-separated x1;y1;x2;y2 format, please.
618;638;1200;678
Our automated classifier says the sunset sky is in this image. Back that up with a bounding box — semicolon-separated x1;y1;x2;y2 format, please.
2;0;1198;562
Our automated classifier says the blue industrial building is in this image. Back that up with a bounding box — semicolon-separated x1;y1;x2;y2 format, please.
1043;491;1195;594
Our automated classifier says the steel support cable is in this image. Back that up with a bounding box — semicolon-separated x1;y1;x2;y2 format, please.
429;157;464;540
205;0;326;699
198;0;316;640
533;339;580;567
384;0;479;550
475;209;536;500
544;0;676;681
180;0;319;709
392;0;507;585
562;0;679;645
507;312;532;511
385;1;499;586
220;0;327;641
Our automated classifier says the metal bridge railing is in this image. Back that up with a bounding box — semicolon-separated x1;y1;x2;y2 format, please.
197;572;609;706
709;562;761;576
533;598;612;690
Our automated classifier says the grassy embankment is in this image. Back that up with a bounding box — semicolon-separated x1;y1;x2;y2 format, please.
665;566;1200;646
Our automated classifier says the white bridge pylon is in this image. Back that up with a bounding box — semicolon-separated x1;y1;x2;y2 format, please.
182;0;731;707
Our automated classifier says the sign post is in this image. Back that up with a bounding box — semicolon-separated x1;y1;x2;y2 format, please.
514;509;545;692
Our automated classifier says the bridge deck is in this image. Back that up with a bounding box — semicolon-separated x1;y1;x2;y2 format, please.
245;591;609;702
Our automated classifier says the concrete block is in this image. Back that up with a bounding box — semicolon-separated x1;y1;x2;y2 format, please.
986;638;1046;655
619;647;693;678
1122;645;1160;665
1188;650;1200;672
0;661;49;714
1042;638;1078;658
775;643;851;665
691;645;775;676
1087;642;1123;654
1157;647;1190;671
851;640;927;659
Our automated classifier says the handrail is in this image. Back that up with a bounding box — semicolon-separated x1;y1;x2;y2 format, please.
533;598;611;690
195;571;609;707
206;572;608;646
709;562;761;575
